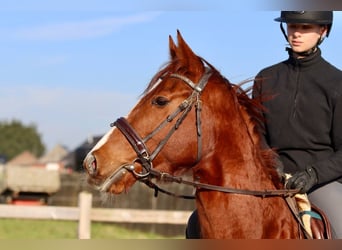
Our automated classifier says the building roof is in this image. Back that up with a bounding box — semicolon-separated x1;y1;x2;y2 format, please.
6;150;38;166
39;144;69;164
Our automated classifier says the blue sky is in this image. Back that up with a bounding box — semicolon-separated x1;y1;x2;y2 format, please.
1;1;342;152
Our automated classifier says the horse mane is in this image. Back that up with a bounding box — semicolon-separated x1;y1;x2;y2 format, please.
143;49;283;188
231;81;283;187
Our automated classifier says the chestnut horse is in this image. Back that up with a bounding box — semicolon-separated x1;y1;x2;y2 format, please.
83;31;303;238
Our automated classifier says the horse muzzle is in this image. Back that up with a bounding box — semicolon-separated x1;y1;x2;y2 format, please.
83;152;133;192
83;153;98;176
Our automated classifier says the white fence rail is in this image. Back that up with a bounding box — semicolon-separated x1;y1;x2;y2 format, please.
0;192;192;239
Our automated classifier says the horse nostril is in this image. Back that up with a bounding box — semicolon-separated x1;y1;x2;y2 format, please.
84;154;97;176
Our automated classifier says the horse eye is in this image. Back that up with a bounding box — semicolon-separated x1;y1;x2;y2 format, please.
152;96;170;107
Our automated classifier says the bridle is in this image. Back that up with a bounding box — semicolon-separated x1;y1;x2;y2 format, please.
102;65;300;199
118;67;213;167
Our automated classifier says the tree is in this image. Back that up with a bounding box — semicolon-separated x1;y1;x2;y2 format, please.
0;119;45;161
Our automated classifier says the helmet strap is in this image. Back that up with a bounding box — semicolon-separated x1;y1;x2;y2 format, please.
280;22;288;41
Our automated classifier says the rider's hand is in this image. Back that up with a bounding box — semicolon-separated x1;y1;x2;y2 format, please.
285;166;318;194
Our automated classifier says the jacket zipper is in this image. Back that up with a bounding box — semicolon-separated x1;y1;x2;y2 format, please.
292;63;301;118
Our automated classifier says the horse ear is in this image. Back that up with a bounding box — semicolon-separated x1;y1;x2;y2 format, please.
169;35;177;60
176;30;194;58
176;30;203;72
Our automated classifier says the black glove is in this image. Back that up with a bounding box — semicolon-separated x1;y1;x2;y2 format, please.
285;166;318;194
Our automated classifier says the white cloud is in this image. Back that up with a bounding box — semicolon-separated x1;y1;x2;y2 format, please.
0;1;215;11
12;12;161;41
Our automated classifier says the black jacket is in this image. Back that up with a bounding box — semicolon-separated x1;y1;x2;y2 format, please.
253;48;342;186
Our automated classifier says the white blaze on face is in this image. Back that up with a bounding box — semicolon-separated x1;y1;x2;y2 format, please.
89;94;137;151
89;127;116;155
87;101;140;155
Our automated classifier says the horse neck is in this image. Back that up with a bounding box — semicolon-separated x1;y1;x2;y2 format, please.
195;93;276;191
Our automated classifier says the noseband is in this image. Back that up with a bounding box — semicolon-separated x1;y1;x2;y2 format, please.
106;66;299;199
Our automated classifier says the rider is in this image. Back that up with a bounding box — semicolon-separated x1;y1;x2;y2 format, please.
253;11;342;239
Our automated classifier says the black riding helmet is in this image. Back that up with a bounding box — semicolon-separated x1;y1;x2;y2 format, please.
274;11;333;53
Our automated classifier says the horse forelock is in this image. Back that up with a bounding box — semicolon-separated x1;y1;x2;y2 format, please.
143;32;207;96
143;55;206;96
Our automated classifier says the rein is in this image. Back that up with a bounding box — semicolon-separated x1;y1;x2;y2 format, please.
109;66;300;199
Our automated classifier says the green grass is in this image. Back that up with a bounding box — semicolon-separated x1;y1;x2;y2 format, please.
0;219;182;239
